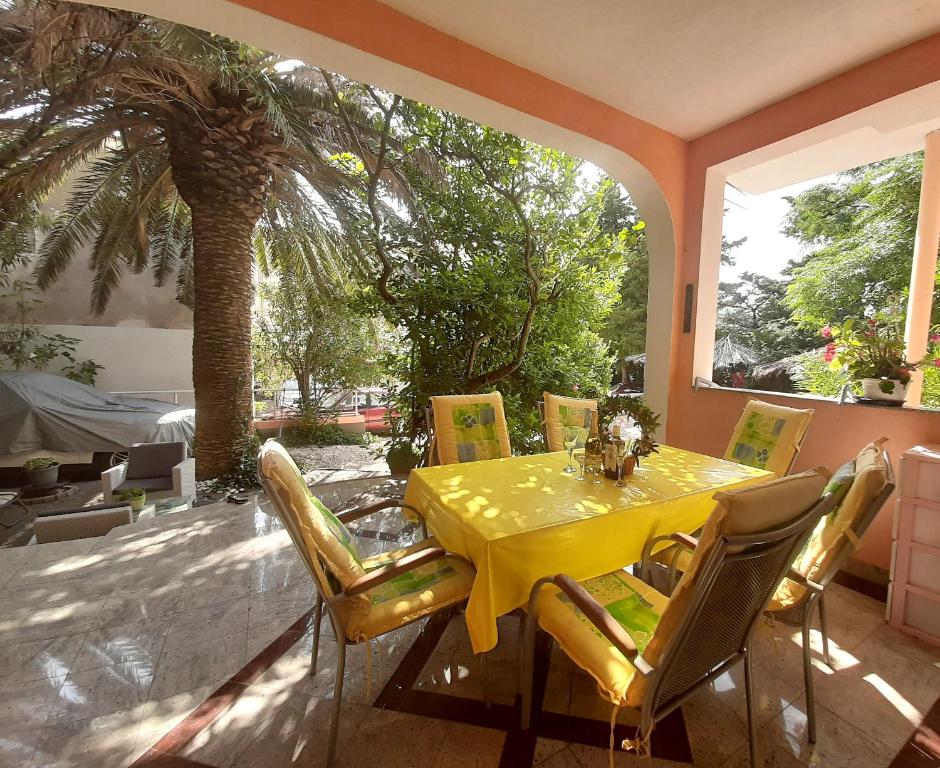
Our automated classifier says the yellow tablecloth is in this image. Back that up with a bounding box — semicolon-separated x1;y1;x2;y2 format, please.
403;445;773;653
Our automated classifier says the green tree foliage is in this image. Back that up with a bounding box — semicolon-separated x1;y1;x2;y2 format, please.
253;278;382;417
717;271;817;363
317;86;639;450
784;153;927;328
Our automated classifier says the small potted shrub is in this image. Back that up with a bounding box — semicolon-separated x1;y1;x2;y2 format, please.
114;487;147;512
823;303;940;404
22;457;60;490
386;440;421;474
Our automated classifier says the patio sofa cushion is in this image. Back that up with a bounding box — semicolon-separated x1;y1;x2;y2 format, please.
126;441;187;479
115;476;174;493
723;399;813;476
431;393;511;465
542;392;598;452
537;568;667;705
768;438;886;611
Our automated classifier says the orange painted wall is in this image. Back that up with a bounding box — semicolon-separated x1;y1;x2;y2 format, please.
670;32;940;570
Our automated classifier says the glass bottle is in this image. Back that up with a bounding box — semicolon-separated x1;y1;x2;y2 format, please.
583;411;603;484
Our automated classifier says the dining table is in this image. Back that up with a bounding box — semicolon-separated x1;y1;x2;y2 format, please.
402;445;774;653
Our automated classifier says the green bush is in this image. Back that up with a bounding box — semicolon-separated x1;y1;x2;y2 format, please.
282;421;367;447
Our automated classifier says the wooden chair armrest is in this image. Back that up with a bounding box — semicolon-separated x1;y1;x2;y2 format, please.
784;567;824;594
553;574;638;661
671;532;698;550
344;546;446;597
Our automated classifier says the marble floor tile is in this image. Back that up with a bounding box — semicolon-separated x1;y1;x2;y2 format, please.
131;683;216;759
48;660;154;723
148;628;247;702
71;619;169;672
0;632;85;684
0;675;66;729
246;582;314;630
93;584;181;630
336;707;450;768
29;709;141;768
3;596;107;644
164;594;249;646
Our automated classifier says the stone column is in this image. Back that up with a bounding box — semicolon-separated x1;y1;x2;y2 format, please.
904;130;940;405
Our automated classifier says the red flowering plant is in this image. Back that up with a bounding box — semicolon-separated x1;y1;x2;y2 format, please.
822;302;940;394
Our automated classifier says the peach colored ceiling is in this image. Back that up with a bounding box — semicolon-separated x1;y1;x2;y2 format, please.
380;0;940;140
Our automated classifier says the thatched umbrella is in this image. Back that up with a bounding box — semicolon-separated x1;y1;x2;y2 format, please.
712;335;758;371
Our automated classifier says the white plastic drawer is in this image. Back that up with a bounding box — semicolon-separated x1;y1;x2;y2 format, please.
900;453;940;503
903;590;940;640
909;548;940;593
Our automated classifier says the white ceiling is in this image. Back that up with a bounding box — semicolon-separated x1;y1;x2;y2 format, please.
380;0;940;139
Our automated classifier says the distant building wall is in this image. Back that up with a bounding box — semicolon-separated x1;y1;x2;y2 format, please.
42;325;194;406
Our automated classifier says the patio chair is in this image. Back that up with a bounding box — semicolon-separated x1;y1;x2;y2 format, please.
0;490;29;529
424;392;511;465
644;397;814;588
101;441;195;503
640;439;893;743
538;392;598;452
257;439;475;768
521;468;834;767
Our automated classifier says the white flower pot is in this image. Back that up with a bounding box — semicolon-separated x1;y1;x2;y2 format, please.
861;377;908;402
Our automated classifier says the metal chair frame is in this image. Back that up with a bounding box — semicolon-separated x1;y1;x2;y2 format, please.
257;450;469;768
522;493;835;768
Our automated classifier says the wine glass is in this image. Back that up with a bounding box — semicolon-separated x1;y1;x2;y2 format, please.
614;437;630;487
562;426;580;474
573;448;586;480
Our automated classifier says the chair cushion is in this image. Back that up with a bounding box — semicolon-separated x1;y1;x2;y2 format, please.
339;552;475;641
635;468;829;705
723;399;813;476
768;439;887;612
126;442;187;480
542;393;598;452
115;476;174;493
537;569;668;706
259;441;366;597
431;393;511;464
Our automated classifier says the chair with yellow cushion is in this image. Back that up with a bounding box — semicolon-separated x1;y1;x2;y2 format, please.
643;398;814;588
426;392;512;465
257;440;475;768
538;392;598;452
521;469;834;767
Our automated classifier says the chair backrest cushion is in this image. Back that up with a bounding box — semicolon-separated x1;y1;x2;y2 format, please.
625;467;829;707
769;438;888;611
126;441;187;479
542;392;598;452
258;441;366;595
723;399;814;476
431;393;511;465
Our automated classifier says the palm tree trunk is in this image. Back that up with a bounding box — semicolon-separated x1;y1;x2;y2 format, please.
168;109;273;479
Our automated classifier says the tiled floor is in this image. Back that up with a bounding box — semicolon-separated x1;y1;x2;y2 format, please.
0;478;936;768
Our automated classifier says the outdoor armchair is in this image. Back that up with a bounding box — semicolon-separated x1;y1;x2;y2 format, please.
101;441;195;502
257;439;475;768
645;397;814;587
641;439;893;744
522;469;834;767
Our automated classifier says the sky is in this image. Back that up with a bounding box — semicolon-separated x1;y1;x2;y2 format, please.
721;174;838;282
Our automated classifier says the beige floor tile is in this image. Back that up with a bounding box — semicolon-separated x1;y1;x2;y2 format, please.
131;683;216;759
29;709;142;768
165;594;249;645
0;675;66;728
0;631;84;685
71;619;169;672
48;660;154;724
148;629;247;701
94;584;181;629
433;721;506;767
336;707;449;768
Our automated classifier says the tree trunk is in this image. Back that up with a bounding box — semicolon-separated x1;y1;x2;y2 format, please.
167;108;273;479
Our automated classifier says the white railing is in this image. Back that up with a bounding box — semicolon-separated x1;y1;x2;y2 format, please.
110;389;195;405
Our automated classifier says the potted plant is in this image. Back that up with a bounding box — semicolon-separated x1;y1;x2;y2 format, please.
822;303;940;403
386;440;421;474
114;487;147;512
597;395;661;477
22;456;59;489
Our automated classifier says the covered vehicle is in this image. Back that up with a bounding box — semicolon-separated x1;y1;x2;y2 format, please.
0;371;194;457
